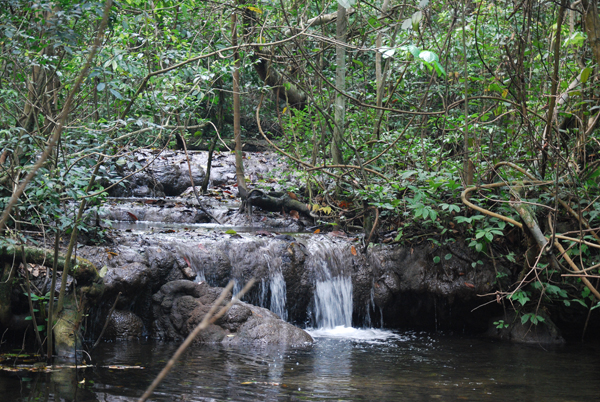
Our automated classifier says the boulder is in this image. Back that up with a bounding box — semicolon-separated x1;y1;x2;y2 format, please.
104;310;145;340
109;151;205;197
153;280;313;346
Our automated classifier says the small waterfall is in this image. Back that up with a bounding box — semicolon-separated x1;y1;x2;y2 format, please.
308;239;355;329
313;275;353;328
269;271;287;321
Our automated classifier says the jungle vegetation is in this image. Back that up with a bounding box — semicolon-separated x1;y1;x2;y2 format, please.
1;0;600;355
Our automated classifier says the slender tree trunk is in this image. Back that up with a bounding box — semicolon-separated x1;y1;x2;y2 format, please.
540;0;567;179
232;11;249;209
332;5;347;165
462;0;473;188
374;0;391;139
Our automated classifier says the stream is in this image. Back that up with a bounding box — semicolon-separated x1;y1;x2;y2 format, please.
0;150;595;400
1;330;598;401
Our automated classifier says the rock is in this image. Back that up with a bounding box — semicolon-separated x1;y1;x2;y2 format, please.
221;304;313;347
487;311;565;344
153;280;313;346
109;151;205;197
104;310;145;340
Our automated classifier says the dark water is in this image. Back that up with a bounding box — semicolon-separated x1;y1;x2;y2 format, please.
1;329;598;401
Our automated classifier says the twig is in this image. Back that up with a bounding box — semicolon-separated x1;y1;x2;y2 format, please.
138;279;255;402
92;292;121;350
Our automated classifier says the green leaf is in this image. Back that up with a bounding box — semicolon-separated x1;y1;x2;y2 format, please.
419;50;439;63
432;60;446;77
407;45;422;59
445;253;452;260
25;316;33;321
37;325;45;332
110;88;123;100
433;256;441;264
225;229;237;235
411;11;423;29
581;67;593;84
97;82;106;91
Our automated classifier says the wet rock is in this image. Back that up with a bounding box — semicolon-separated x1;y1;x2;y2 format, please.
221;304;313;346
153;280;313;346
110;151;205;197
104;310;145;340
98;203;209;224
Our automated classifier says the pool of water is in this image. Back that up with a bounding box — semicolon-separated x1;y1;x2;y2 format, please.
1;330;598;401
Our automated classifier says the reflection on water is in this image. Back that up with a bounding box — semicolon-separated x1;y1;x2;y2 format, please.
1;332;599;401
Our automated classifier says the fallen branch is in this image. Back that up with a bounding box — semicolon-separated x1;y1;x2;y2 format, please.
248;189;312;218
0;245;97;282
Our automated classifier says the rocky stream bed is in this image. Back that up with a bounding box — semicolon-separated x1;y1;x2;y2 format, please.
5;149;567;358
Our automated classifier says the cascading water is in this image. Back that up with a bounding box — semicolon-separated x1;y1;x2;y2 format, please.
313;273;353;328
269;270;288;321
307;240;355;329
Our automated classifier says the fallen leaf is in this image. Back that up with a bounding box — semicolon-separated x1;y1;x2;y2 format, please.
464;282;475;288
225;229;237;235
313;228;321;234
287;192;298;200
339;200;350;208
107;251;118;256
183;256;191;268
350;245;357;256
126;212;139;221
289;210;299;220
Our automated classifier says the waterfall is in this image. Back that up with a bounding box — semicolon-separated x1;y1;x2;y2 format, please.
307;240;355;329
313;275;353;328
269;271;287;321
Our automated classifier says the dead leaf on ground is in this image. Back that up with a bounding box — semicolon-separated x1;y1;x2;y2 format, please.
289;210;299;220
350;245;357;256
313;228;321;234
126;212;139;221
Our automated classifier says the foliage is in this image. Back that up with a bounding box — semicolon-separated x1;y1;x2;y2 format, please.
1;0;600;332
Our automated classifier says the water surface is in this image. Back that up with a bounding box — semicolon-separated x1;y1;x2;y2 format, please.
1;330;598;401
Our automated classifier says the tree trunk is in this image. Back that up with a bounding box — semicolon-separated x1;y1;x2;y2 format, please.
232;10;249;210
332;5;347;165
374;0;391;139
